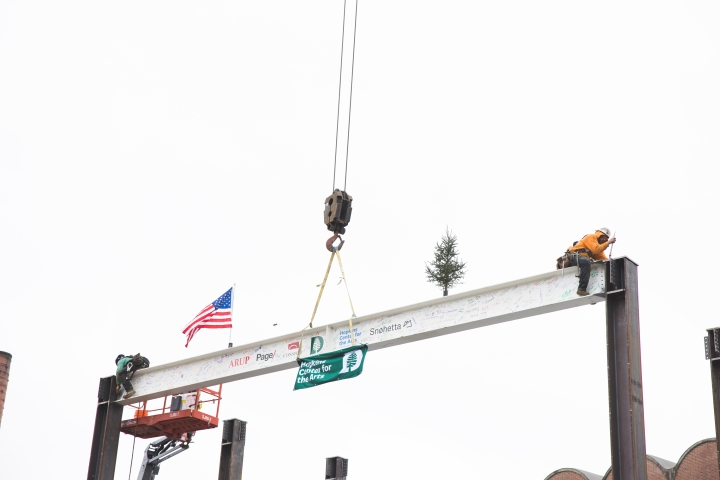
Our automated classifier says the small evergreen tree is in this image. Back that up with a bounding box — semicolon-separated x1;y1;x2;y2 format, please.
425;228;467;296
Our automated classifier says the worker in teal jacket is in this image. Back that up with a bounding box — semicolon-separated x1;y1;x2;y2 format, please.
115;354;136;399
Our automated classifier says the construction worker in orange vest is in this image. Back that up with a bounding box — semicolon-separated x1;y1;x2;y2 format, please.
567;227;616;296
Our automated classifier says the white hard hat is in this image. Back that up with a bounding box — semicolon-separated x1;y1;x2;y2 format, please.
597;227;611;237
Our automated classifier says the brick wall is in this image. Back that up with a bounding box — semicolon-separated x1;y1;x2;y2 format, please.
675;440;719;480
545;439;720;480
0;351;11;429
546;470;597;480
598;457;669;480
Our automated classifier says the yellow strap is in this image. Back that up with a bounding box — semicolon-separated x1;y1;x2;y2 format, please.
298;251;335;358
310;251;336;329
298;248;359;358
335;250;356;346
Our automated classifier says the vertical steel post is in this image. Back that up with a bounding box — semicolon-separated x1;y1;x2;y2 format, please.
325;457;348;480
218;419;247;480
87;376;124;480
606;258;648;480
704;328;720;476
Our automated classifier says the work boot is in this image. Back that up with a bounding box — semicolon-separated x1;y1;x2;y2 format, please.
577;288;589;296
123;389;136;400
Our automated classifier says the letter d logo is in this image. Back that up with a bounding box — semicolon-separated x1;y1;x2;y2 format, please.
340;349;363;374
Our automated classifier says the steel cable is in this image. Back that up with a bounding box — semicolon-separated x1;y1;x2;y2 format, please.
343;0;359;192
332;0;349;191
127;397;138;480
127;431;137;480
332;0;359;192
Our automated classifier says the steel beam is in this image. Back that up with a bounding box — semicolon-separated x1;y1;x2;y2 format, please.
87;376;124;480
704;327;720;477
325;457;348;480
218;419;247;480
121;264;607;405
606;258;648;480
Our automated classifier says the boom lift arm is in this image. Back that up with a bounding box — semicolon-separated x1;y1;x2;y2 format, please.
137;433;193;480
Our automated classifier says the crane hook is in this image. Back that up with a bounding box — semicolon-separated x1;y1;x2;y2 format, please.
326;233;345;252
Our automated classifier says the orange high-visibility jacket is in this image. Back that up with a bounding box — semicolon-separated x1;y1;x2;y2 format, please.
568;231;610;261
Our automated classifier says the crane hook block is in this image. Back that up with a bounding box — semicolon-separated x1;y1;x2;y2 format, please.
324;189;352;235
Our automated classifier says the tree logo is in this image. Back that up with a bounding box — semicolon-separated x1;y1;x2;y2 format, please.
310;336;324;355
340;348;364;373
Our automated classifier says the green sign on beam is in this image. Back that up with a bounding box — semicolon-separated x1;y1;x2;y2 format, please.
294;344;368;390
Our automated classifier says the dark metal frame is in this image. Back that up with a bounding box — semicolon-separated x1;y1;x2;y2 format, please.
86;258;649;480
606;257;648;480
87;376;124;480
325;456;348;480
704;328;720;477
218;418;247;480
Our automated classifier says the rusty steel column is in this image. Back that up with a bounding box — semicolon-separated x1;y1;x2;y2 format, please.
87;376;124;480
325;457;348;480
704;328;720;476
218;419;247;480
606;258;648;480
0;351;11;429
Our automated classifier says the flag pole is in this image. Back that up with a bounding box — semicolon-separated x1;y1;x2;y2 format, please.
228;284;236;348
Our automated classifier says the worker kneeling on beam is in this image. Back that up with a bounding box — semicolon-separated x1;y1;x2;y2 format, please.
115;353;149;400
561;227;616;297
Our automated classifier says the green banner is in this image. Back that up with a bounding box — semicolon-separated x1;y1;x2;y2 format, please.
294;344;368;390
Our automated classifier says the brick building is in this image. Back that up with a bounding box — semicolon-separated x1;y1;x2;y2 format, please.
544;438;719;480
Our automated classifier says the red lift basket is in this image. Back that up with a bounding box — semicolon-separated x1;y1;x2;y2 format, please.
120;386;222;439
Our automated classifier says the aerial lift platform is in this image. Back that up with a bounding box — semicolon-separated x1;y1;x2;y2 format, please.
119;386;222;439
110;386;223;479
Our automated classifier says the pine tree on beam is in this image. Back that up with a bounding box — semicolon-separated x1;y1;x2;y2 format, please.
425;228;467;297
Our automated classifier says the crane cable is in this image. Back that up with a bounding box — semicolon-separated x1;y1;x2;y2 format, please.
332;0;360;193
300;0;361;356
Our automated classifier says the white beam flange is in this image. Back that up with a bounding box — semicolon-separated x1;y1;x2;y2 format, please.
119;264;606;405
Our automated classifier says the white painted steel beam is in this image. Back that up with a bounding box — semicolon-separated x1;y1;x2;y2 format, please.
119;264;606;405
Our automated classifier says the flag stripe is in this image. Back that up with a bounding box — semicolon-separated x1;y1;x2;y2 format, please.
183;288;233;347
182;308;231;333
183;313;232;333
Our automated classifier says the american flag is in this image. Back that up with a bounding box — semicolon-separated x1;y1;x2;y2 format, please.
183;287;233;347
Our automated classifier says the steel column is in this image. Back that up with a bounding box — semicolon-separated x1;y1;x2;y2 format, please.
325;457;348;480
218;419;247;480
704;328;720;476
87;376;124;480
606;258;648;480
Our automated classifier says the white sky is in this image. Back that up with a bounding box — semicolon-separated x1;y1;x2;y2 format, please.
1;1;719;478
